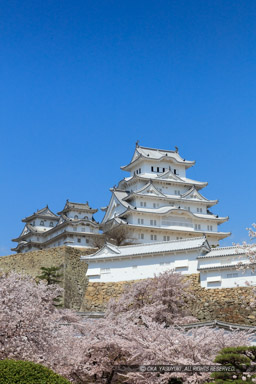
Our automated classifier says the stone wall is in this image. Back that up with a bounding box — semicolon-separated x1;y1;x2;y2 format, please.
2;249;256;325
0;247;95;310
81;274;256;325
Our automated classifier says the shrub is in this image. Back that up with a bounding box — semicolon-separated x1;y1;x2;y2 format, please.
208;346;256;383
0;359;71;384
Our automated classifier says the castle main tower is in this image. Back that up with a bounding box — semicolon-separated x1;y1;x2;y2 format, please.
101;143;230;246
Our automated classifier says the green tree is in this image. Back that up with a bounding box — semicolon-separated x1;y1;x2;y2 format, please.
37;266;62;285
207;346;256;383
0;359;71;384
36;266;63;306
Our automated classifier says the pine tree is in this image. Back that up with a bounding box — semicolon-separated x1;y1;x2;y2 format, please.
208;346;256;383
36;266;62;285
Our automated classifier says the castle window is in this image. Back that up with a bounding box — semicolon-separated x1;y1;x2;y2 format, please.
73;227;77;232
163;236;170;241
143;202;146;207
49;221;54;227
138;218;144;224
139;233;144;239
174;169;177;174
157;167;159;172
84;216;88;219
163;168;165;172
150;235;157;241
77;238;81;243
86;239;89;244
33;221;35;226
40;220;44;226
81;227;86;232
150;219;156;226
227;273;238;278
139;168;141;174
74;215;78;219
151;166;154;172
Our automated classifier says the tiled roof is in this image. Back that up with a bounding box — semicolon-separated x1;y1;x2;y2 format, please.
198;262;250;271
197;246;246;259
123;173;207;186
136;146;194;164
81;237;209;260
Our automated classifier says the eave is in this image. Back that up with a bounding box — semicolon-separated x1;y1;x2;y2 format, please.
120;147;195;171
123;191;218;207
57;207;98;215
119;206;229;223
111;222;231;240
198;262;254;271
22;214;59;223
41;231;102;246
82;237;209;262
12;219;99;242
118;174;208;190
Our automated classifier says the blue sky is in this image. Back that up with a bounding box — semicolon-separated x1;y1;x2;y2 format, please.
1;0;255;254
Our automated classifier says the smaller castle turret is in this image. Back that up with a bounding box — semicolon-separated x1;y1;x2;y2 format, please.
12;201;101;253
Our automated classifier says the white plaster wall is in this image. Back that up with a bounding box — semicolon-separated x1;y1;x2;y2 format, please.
30;219;57;228
66;211;93;220
125;211;218;237
130;198;217;222
160;186;188;196
130;162;186;178
200;268;256;288
198;255;249;270
125;225;215;244
87;250;200;282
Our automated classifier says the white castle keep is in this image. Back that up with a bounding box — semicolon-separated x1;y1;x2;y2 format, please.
101;143;230;246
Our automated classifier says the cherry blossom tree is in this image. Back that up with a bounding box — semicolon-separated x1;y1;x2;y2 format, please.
0;270;253;384
69;271;252;383
105;270;196;325
69;314;252;384
0;272;80;378
234;224;256;310
237;224;256;268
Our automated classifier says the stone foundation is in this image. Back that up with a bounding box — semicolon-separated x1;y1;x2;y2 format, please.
0;246;95;310
2;249;256;325
81;274;256;325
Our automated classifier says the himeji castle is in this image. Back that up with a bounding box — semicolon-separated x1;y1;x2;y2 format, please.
12;201;101;253
101;143;230;246
11;143;256;288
